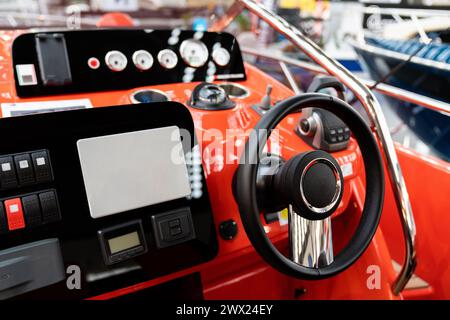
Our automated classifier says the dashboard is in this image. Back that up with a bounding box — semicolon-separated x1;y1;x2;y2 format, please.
0;29;363;300
12;29;246;97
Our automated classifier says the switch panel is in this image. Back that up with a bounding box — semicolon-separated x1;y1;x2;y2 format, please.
151;208;196;249
0;150;53;190
4;198;26;231
0;189;60;234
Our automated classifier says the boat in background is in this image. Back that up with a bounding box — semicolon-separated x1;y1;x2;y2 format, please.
351;6;450;161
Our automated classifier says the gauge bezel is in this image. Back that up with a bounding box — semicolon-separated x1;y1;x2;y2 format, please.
179;39;209;68
132;50;154;71
105;50;128;72
212;47;231;67
157;49;179;69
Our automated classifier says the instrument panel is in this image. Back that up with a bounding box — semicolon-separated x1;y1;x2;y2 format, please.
0;103;218;299
12;29;246;97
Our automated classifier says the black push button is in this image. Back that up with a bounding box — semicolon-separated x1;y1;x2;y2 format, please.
31;151;53;183
39;190;60;223
151;208;196;249
0;156;18;189
0;203;7;234
14;154;35;186
22;194;42;227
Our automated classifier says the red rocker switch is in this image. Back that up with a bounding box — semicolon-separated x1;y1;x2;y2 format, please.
4;198;26;230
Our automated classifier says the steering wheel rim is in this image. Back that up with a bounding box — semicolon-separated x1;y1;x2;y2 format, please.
235;93;385;279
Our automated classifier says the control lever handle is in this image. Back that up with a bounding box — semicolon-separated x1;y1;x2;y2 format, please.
259;84;273;111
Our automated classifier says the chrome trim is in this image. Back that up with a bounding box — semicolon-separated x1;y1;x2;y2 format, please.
157;49;178;69
129;89;170;104
218;82;251;99
289;205;333;267
240;46;450;116
132;50;154;71
105;50;128;72
279;62;301;94
297;115;316;137
299;158;342;214
212;0;417;294
212;47;231;67
179;38;209;68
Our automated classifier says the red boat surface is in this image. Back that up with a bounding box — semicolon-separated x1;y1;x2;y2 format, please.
0;0;448;302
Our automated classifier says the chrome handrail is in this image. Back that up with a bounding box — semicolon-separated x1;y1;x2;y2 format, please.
240;46;450;116
211;0;417;295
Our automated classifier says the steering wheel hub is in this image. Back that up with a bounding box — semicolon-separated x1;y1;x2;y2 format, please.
301;157;342;215
272;150;344;220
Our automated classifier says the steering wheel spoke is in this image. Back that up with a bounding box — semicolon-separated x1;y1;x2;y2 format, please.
289;205;334;268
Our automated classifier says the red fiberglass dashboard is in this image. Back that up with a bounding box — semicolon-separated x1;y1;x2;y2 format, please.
0;29;366;300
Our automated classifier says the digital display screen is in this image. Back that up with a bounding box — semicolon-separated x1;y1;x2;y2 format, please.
107;231;141;254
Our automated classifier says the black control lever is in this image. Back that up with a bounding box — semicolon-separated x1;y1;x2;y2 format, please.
295;76;351;152
307;75;346;101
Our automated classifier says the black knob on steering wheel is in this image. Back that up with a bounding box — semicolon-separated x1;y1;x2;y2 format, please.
234;93;384;279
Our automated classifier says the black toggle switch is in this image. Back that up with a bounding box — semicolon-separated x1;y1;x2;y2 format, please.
39;190;60;223
31;150;53;183
0;156;18;189
14;154;35;186
22;194;42;227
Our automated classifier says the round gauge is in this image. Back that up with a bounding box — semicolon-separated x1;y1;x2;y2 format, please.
179;39;209;68
158;49;178;69
105;50;128;72
212;47;231;67
132;50;153;71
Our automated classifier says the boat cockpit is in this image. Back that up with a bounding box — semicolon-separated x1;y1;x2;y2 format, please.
0;0;449;301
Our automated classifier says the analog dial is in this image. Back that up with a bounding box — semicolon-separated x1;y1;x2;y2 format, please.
179;39;209;68
158;49;178;69
212;47;231;67
105;50;128;72
132;50;153;71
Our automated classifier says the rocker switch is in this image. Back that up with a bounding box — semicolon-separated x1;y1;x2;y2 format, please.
151;208;196;249
0;156;18;189
14;154;35;186
4;198;26;231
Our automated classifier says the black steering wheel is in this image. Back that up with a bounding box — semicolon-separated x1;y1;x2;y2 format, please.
235;93;384;279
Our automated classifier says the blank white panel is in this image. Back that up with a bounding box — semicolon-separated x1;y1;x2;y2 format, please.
77;126;191;219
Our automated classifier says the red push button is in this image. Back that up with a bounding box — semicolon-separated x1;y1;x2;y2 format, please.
4;198;26;231
88;57;100;70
